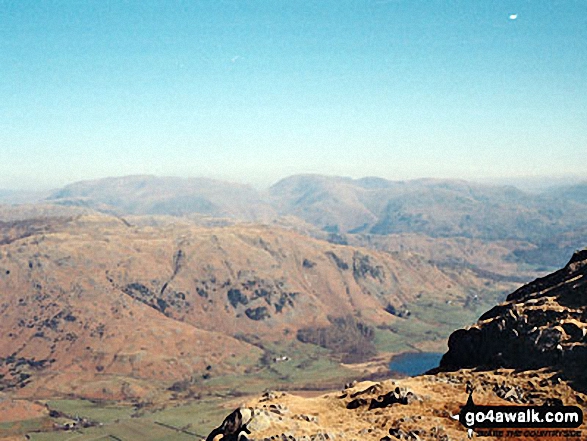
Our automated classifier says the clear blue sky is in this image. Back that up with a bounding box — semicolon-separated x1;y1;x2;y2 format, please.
1;0;585;189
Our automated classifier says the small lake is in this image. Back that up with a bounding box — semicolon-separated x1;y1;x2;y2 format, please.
388;352;444;376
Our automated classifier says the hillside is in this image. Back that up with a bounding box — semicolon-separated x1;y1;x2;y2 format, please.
1;176;586;440
36;174;587;269
269;175;587;244
547;181;587;205
0;210;527;402
46;175;276;221
0;213;584;439
201;250;587;441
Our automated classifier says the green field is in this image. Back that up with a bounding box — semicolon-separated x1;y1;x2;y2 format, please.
374;288;508;354
19;398;234;441
7;339;358;441
3;289;508;441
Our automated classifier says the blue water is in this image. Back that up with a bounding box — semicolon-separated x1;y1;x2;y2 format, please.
388;352;444;376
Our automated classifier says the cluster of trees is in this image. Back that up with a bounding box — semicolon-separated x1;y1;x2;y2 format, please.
297;315;376;363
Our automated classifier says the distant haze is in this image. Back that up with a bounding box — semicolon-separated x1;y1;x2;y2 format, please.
1;1;585;189
0;173;585;194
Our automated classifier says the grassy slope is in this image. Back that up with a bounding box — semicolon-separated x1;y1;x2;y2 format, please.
6;339;356;440
2;282;512;440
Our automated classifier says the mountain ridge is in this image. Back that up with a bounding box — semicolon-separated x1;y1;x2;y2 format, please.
35;174;587;245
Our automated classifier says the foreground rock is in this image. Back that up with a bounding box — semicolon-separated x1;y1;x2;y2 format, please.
205;370;586;441
439;249;587;391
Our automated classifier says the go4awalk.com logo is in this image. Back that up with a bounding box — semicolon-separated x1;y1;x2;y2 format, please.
452;389;583;438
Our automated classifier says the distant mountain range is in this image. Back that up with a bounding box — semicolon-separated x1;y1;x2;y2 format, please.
270;175;587;240
45;175;276;221
19;174;584;268
37;174;586;235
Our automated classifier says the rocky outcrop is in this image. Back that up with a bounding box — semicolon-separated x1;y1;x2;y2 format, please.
203;381;433;441
439;249;587;391
204;371;587;440
206;407;254;441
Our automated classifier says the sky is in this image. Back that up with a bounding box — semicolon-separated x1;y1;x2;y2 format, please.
1;0;586;189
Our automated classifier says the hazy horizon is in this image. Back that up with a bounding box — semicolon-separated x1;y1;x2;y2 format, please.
2;1;585;190
0;171;585;194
